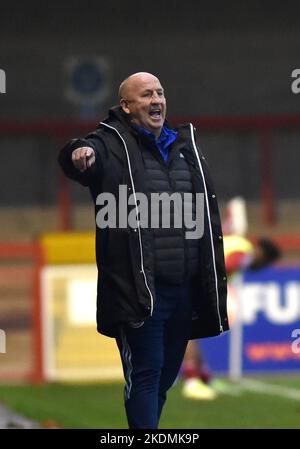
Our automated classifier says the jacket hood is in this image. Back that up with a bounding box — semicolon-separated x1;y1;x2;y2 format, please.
100;105;136;131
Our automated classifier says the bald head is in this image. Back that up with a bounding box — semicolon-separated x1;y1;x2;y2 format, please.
119;72;161;100
118;72;166;138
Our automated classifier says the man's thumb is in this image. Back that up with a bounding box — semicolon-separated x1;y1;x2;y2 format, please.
86;150;95;167
86;147;93;157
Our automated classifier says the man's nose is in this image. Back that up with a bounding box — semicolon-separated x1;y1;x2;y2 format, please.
151;92;162;103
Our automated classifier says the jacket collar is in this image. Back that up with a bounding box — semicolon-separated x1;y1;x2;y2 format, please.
99;106;139;136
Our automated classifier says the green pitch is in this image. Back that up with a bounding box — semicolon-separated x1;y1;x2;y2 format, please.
0;377;299;429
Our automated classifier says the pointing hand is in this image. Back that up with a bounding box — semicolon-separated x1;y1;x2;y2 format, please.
72;147;95;172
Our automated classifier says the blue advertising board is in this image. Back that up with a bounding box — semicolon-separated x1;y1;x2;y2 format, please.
200;266;300;374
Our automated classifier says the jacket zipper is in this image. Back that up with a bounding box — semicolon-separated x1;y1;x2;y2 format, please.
189;124;223;332
160;156;187;282
100;122;154;316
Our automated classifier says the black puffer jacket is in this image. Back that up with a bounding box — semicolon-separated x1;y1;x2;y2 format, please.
137;132;200;285
58;106;229;339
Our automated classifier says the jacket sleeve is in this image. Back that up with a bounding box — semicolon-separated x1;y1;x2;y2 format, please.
58;135;105;187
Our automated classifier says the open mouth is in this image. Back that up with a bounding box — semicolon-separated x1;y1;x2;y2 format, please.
149;109;162;119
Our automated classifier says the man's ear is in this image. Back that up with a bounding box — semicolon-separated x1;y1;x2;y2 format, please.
120;98;130;114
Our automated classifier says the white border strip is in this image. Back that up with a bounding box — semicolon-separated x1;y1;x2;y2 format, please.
240;378;300;401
